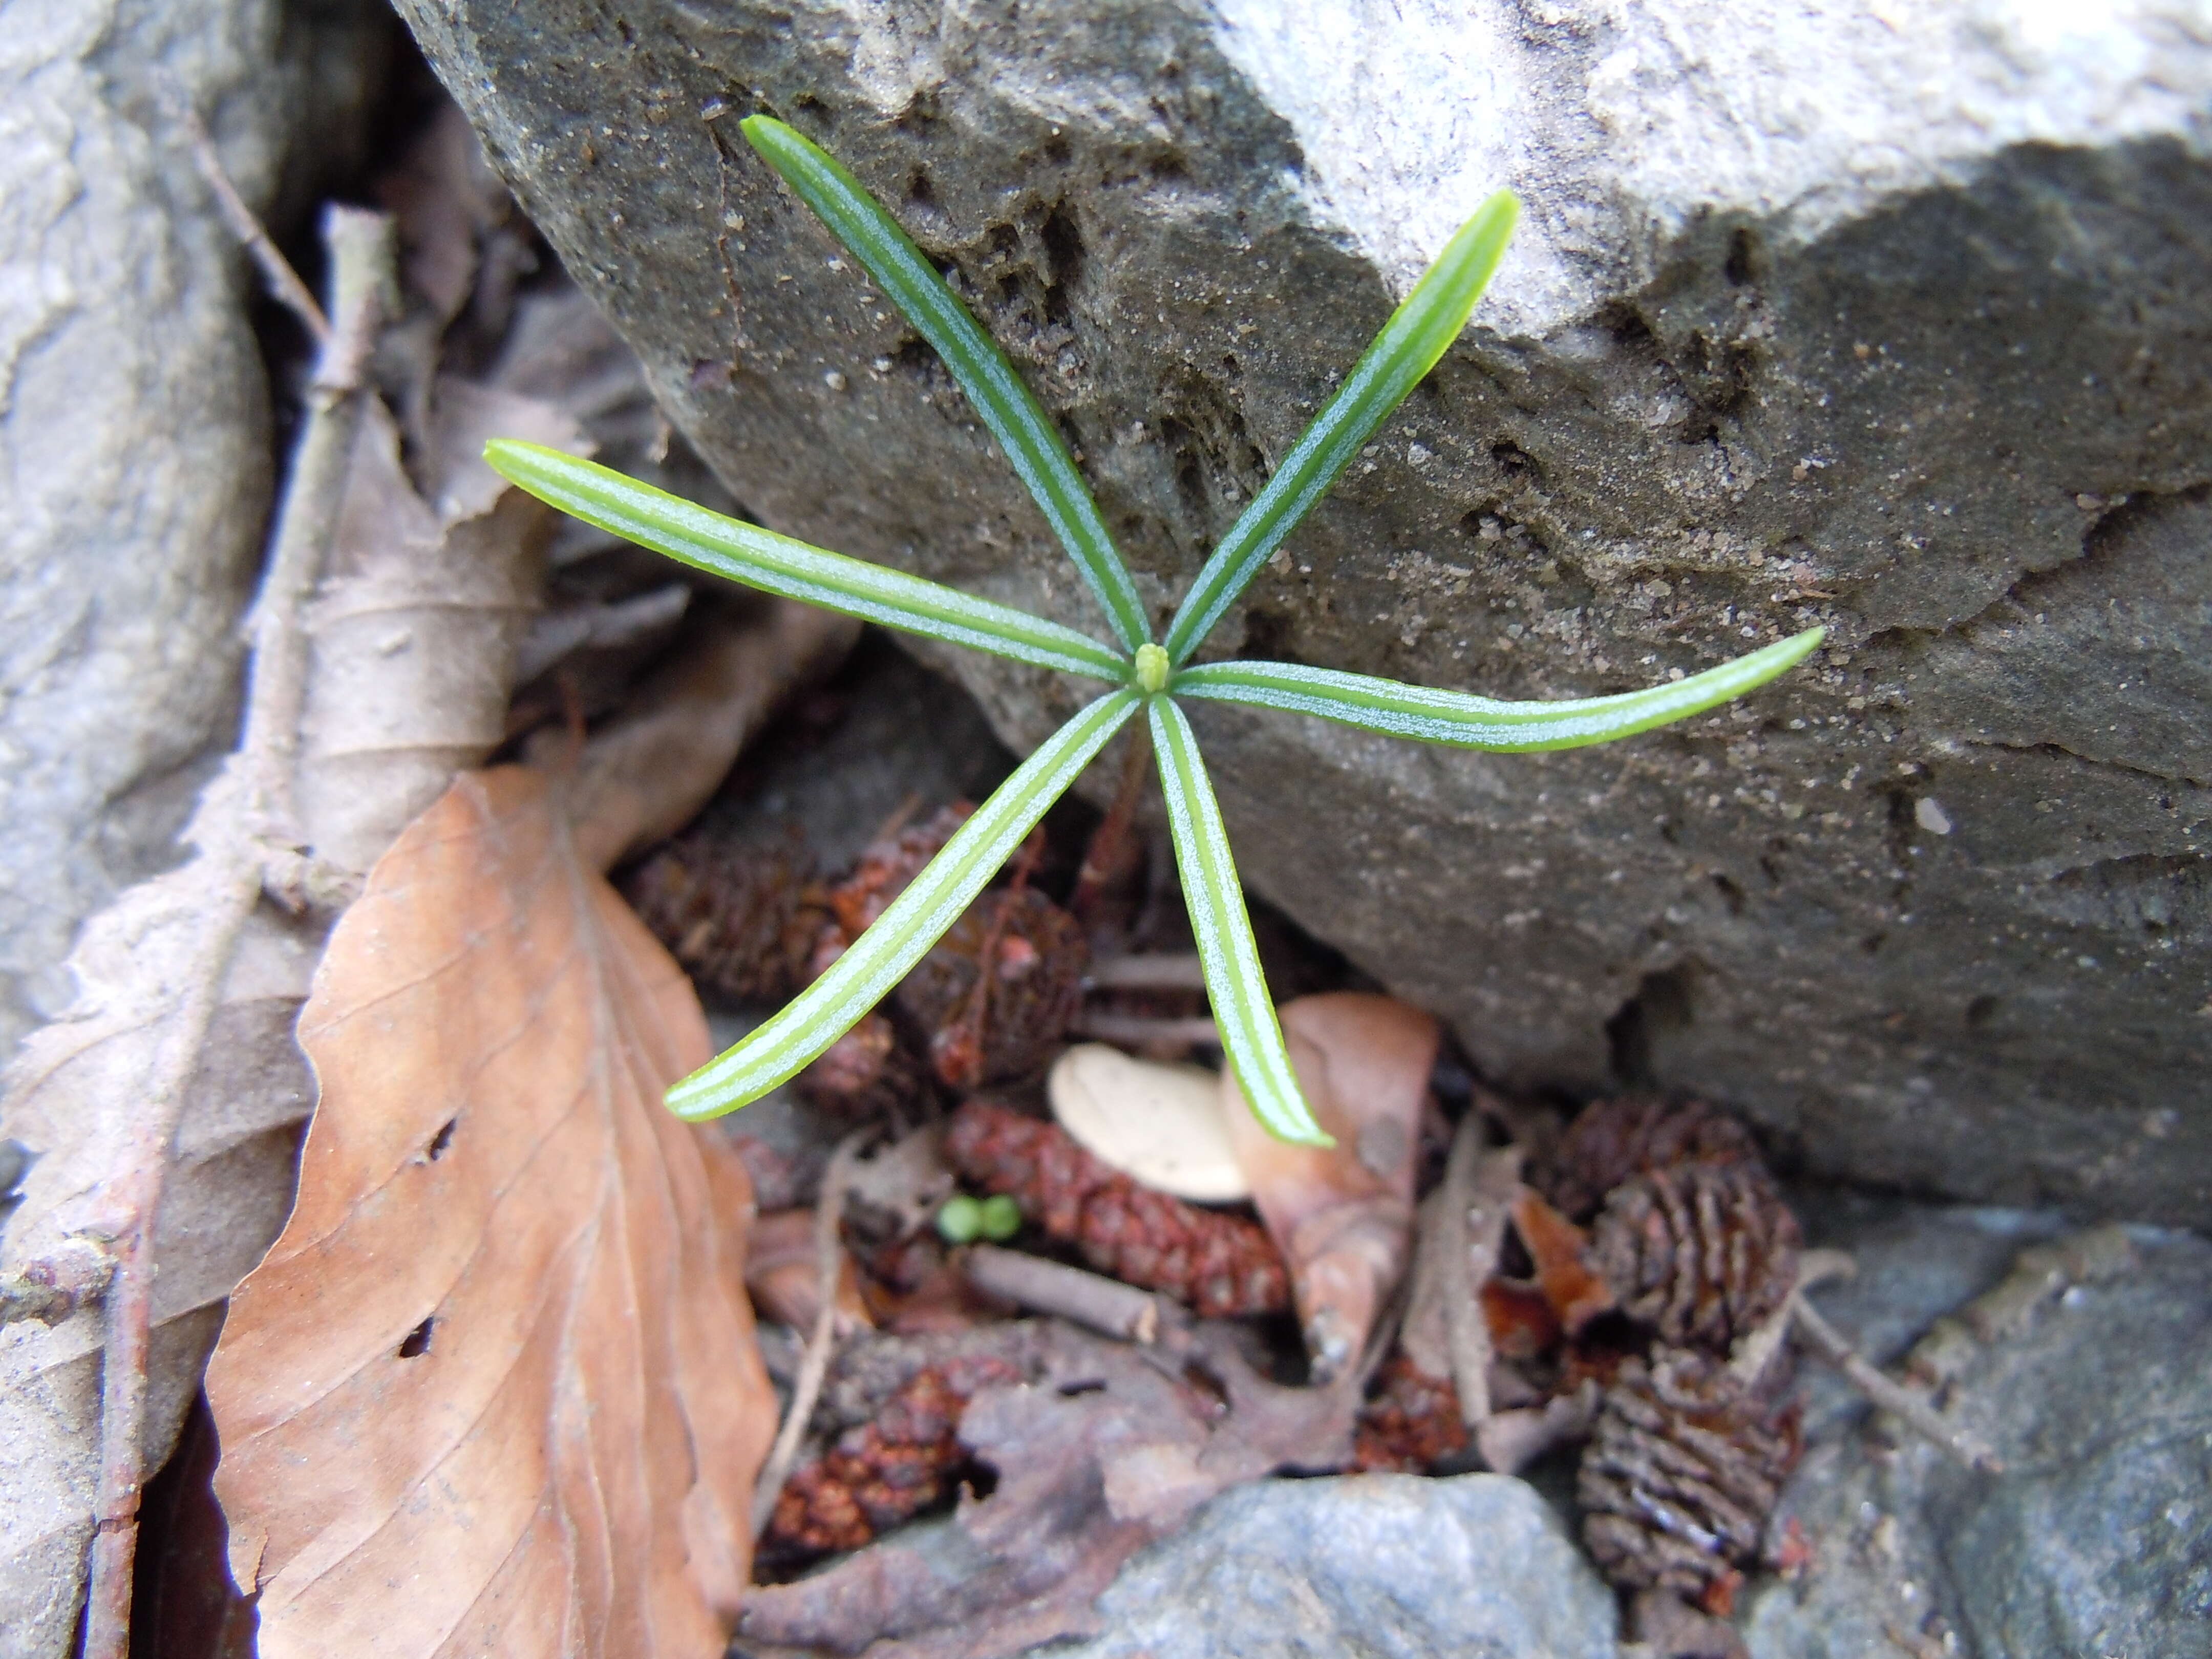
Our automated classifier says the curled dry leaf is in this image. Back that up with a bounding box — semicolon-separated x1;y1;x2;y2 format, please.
1509;1185;1619;1336
1221;993;1438;1380
841;1125;958;1243
738;1323;1356;1659
205;764;775;1658
297;382;583;877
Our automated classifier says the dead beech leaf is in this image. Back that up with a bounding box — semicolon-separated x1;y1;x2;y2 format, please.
1222;993;1438;1379
205;764;774;1657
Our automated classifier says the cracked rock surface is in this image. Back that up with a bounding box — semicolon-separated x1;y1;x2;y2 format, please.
397;0;2212;1219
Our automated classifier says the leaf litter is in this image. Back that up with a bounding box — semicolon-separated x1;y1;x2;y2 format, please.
0;88;841;1651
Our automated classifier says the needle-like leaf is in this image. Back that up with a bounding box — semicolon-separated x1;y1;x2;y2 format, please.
485;440;1129;683
741;115;1153;654
1147;697;1330;1146
666;690;1142;1119
1163;191;1520;664
1174;628;1826;750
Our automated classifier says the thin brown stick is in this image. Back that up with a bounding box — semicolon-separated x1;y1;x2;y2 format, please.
1790;1293;2004;1474
1070;731;1152;926
1084;953;1208;992
750;1130;869;1540
178;105;331;346
80;207;392;1659
1069;1012;1220;1048
1448;1139;1522;1429
963;1244;1172;1344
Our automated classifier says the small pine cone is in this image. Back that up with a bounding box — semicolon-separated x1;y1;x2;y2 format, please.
1353;1356;1469;1473
767;1354;1021;1557
827;804;972;939
796;1012;925;1117
896;887;1089;1089
622;832;824;1004
1579;1347;1801;1614
1545;1096;1760;1222
1591;1163;1801;1351
944;1101;1289;1318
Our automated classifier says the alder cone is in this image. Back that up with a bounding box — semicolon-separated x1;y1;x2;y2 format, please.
622;831;824;1004
944;1100;1289;1318
1578;1347;1800;1613
897;886;1089;1089
767;1354;1022;1557
1590;1162;1801;1351
826;804;972;941
1352;1356;1468;1473
1545;1095;1760;1222
795;1010;926;1118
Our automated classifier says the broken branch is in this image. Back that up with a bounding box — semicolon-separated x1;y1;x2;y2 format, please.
962;1244;1172;1345
752;1130;871;1539
1790;1292;2004;1474
1083;953;1208;992
179;103;332;345
78;206;393;1659
1070;1012;1220;1048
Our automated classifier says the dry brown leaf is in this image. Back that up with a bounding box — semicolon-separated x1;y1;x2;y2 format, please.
207;763;774;1657
748;1208;872;1334
1512;1185;1619;1335
296;380;580;876
1222;993;1438;1379
737;1322;1355;1659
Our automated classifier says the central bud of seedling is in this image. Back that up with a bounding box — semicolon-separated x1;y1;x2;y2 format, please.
1133;643;1170;695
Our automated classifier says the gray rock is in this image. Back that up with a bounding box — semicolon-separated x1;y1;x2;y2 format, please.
395;1;2212;1219
699;632;1015;879
1746;1209;2212;1659
0;0;386;1059
1040;1471;1618;1659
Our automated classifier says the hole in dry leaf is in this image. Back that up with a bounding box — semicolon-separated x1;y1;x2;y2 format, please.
424;1118;457;1161
1180;1360;1230;1415
397;1317;436;1359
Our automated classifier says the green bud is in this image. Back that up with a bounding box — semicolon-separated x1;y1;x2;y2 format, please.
936;1193;984;1244
977;1193;1023;1241
1133;642;1169;694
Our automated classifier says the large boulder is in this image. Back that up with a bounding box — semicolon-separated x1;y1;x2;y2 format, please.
396;1;2212;1220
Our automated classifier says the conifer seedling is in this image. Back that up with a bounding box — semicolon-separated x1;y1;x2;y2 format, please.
486;115;1822;1146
